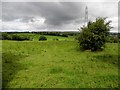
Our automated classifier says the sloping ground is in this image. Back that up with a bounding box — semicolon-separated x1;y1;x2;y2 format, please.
2;39;118;88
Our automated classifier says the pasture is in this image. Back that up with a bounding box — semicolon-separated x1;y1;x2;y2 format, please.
2;33;118;88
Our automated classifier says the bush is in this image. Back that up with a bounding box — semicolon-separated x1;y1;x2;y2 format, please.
78;17;112;51
53;38;59;41
39;36;47;41
56;38;59;41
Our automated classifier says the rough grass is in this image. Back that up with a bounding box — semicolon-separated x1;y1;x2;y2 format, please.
2;34;118;88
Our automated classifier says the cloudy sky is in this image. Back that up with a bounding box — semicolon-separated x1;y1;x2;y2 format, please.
0;0;119;32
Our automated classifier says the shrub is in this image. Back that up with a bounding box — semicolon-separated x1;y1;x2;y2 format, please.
53;38;59;41
78;17;112;51
39;36;47;41
56;38;59;41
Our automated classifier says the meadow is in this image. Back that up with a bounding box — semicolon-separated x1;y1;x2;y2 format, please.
2;33;118;88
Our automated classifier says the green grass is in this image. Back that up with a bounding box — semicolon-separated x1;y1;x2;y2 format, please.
2;34;118;88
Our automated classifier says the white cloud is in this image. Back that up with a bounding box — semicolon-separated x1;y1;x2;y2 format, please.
109;17;118;27
2;17;46;31
3;21;28;30
0;19;2;30
108;17;118;33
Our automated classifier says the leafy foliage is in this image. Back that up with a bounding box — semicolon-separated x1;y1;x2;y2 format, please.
78;18;112;51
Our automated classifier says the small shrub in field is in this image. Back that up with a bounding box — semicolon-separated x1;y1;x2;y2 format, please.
53;38;59;41
56;38;59;41
39;36;47;41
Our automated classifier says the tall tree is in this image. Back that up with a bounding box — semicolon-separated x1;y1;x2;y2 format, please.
78;17;112;51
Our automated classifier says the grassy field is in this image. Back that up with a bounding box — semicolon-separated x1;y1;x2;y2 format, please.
2;34;118;88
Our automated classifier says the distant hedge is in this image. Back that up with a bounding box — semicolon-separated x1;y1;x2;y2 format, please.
2;32;31;41
39;36;47;41
2;32;10;40
106;35;119;43
12;34;30;41
61;34;68;37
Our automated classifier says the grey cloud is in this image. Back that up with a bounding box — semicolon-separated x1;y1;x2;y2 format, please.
0;2;2;20
2;2;118;31
36;2;84;26
2;2;85;25
2;2;38;21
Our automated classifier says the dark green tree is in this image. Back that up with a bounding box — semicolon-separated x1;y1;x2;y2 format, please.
78;17;112;51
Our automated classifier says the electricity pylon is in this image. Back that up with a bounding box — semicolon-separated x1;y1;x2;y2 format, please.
85;6;88;26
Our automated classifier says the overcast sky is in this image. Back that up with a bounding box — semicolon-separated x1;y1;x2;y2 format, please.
0;0;119;32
